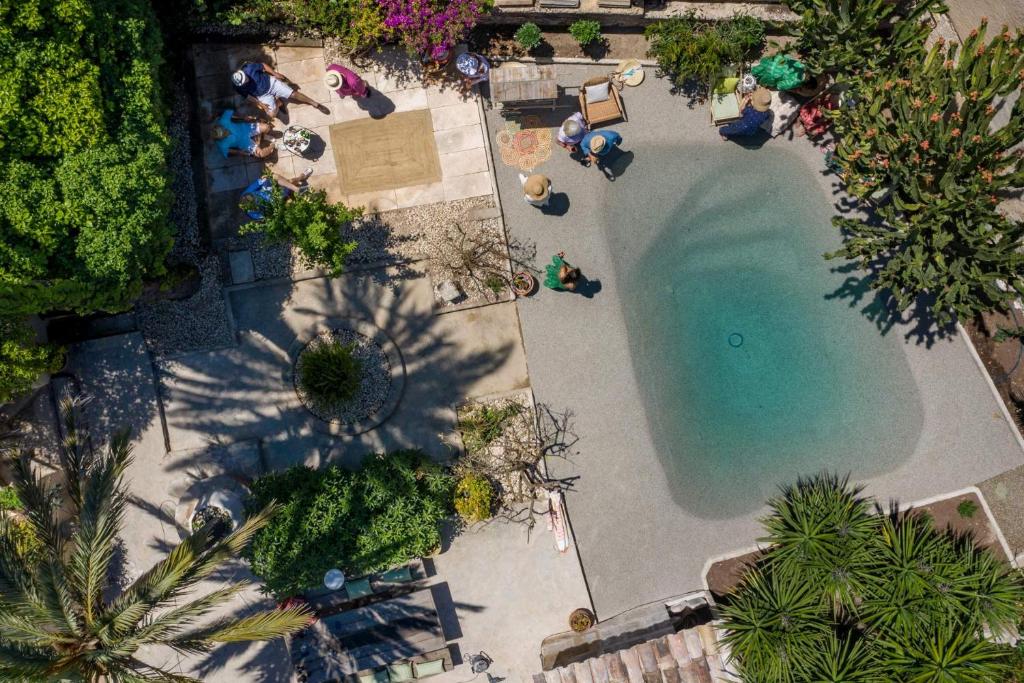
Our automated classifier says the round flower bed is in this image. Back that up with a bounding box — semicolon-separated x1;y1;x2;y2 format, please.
294;328;392;425
191;505;233;543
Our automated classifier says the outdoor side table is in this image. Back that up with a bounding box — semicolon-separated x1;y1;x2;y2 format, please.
490;64;558;112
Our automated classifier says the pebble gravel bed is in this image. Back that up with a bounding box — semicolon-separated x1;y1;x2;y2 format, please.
136;82;234;357
294;328;391;425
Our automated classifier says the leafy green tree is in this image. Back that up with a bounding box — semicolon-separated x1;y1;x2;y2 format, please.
719;473;1024;682
782;0;943;79
0;0;174;397
828;23;1024;323
245;451;454;597
0;397;312;681
240;178;360;277
0;318;63;404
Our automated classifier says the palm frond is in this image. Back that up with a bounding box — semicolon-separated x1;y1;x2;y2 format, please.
0;642;59;681
168;605;312;652
0;514;36;602
55;394;91;511
11;455;65;562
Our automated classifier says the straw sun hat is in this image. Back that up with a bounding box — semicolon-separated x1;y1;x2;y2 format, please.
324;71;343;89
523;174;550;201
589;135;607;153
751;87;772;112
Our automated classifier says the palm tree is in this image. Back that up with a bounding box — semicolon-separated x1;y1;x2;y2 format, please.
0;398;312;681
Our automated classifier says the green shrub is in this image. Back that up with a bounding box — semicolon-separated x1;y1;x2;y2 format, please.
240;178;360;277
0;318;64;405
720;473;1024;681
515;22;543;51
958;499;979;519
244;451;455;597
569;20;602;48
782;0;940;79
0;486;22;511
1;517;43;564
297;338;363;411
645;13;764;93
0;0;173;317
454;473;494;522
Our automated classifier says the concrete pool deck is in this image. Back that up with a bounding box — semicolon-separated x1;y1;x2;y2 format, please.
484;64;1024;618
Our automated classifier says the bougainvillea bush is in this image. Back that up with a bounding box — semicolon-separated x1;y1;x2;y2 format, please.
377;0;492;60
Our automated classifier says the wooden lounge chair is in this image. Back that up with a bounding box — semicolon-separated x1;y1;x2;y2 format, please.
579;76;625;127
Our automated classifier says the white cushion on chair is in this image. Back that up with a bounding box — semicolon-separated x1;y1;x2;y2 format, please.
585;82;610;104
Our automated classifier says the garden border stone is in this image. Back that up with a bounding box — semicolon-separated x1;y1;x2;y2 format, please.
286;318;405;436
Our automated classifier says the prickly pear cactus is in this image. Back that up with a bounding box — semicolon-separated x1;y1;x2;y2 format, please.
828;21;1024;324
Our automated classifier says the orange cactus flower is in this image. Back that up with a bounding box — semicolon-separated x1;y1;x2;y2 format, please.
969;90;980;101
944;60;955;69
951;128;961;137
912;98;924;109
971;134;983;143
920;140;930;150
929;112;941;122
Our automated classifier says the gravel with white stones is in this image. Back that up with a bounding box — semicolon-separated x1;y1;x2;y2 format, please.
294;328;391;424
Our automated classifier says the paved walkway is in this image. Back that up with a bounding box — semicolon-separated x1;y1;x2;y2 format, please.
487;63;1024;618
194;43;493;238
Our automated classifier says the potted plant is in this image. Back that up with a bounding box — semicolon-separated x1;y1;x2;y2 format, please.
569;607;595;632
569;20;603;54
515;22;543;54
512;271;535;297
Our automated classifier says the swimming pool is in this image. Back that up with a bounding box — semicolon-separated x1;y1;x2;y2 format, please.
608;146;924;518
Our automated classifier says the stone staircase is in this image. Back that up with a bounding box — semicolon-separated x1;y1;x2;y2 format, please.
534;627;739;683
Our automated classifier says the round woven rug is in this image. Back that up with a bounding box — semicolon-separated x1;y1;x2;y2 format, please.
496;115;552;171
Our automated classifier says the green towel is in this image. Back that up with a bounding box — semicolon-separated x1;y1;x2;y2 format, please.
544;254;568;290
751;55;805;91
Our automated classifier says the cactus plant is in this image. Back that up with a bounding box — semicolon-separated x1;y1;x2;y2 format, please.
827;21;1024;324
784;0;944;78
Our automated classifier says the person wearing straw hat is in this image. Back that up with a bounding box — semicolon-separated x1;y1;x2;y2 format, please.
719;86;773;140
518;173;551;207
232;61;329;118
556;112;588;153
324;64;370;99
580;129;623;177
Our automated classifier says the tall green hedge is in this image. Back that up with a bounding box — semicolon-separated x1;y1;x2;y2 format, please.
244;451;455;598
0;0;173;317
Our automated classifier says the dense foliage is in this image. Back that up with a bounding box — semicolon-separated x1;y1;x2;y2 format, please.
245;451;455;597
568;20;602;48
0;317;64;404
379;0;492;60
454;473;494;522
719;473;1024;682
240;178;360;277
828;23;1024;323
515;22;543;51
782;0;942;79
0;397;311;681
645;13;765;93
191;0;386;54
297;338;363;410
0;0;173;317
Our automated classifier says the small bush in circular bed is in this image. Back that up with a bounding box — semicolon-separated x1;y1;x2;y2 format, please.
515;22;543;51
191;505;232;542
454;473;494;522
299;338;364;411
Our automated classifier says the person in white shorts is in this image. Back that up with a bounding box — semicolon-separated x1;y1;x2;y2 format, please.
231;62;329;118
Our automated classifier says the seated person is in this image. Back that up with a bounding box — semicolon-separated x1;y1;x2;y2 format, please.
719;87;772;140
456;53;490;87
232;62;329;118
212;109;273;159
239;168;313;221
544;252;581;292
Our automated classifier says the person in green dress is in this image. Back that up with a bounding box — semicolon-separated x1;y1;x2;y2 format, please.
544;252;581;291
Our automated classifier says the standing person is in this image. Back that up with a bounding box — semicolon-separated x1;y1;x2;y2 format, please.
580;129;623;175
543;252;581;292
556;113;588;153
211;108;274;159
519;173;551;207
232;62;330;119
324;64;370;99
719;87;772;140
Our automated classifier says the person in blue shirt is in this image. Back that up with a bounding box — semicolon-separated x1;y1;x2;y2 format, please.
239;168;314;221
580;129;623;176
719;87;772;140
211;109;273;159
232;62;329;119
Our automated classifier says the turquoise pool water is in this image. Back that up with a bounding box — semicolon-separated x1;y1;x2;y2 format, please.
608;146;923;518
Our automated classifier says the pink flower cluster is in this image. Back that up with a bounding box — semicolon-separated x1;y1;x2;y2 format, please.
377;0;488;60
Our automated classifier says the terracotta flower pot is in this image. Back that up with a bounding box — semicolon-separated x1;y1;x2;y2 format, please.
569;607;595;632
512;271;536;297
